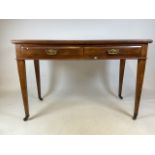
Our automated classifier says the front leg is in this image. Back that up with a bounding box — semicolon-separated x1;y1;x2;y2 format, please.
17;60;29;121
133;59;146;120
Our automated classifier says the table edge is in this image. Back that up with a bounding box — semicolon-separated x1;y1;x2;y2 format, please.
11;39;153;44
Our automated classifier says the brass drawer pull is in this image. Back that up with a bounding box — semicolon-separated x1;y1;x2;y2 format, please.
107;49;119;55
46;49;57;55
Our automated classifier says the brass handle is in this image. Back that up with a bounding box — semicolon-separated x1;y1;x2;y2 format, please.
107;49;119;55
46;49;57;55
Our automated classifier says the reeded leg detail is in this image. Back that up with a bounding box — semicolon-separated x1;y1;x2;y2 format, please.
118;59;126;99
34;60;43;101
133;59;146;120
17;60;30;121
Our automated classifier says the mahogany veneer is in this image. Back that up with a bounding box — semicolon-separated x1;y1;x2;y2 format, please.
12;39;153;121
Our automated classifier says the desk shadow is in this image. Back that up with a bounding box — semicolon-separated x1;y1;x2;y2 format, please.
31;60;134;120
136;113;155;120
97;60;118;97
43;60;118;98
30;98;131;121
104;101;132;117
89;96;132;117
29;100;81;120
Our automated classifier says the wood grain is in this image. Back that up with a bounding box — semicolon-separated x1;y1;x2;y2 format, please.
13;39;152;120
12;39;153;45
118;59;126;99
17;60;29;121
34;60;43;101
133;59;146;120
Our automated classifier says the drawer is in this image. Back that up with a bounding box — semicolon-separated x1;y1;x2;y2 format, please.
19;46;83;59
84;46;142;59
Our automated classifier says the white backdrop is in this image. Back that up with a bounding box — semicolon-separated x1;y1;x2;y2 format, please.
0;19;155;99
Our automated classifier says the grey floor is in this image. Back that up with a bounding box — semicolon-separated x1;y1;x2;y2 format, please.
0;88;155;135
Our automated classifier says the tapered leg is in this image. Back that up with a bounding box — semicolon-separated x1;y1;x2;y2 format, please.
133;59;146;120
17;60;29;121
118;59;126;99
34;60;43;100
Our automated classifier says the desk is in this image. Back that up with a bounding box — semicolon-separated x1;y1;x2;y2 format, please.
12;40;153;121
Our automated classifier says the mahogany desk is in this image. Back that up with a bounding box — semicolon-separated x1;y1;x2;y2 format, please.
12;40;153;121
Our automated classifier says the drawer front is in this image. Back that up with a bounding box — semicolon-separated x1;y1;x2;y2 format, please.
19;46;83;59
84;46;142;59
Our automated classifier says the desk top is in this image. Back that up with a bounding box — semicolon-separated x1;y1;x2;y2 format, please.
12;39;153;45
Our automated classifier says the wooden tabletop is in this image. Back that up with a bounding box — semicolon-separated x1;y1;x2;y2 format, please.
12;39;153;45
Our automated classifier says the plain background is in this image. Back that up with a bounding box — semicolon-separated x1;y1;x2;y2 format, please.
0;19;155;95
0;19;155;135
1;0;155;153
